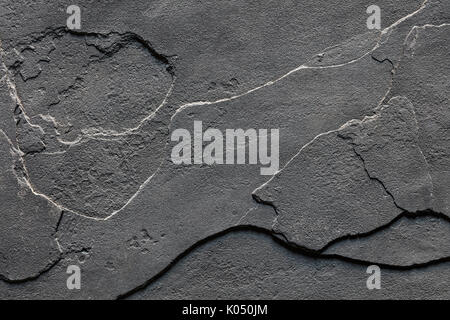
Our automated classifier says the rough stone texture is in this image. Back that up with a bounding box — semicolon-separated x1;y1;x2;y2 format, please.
324;214;450;266
0;0;424;105
339;97;433;213
10;30;172;141
0;0;449;300
0;79;17;148
253;130;402;251
386;24;450;216
3;29;173;219
0;132;61;282
253;96;437;251
130;231;450;300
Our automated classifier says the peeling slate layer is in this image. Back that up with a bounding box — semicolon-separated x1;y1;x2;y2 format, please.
129;231;450;300
0;132;61;282
253;128;401;251
372;0;450;66
253;96;433;251
386;24;450;216
254;8;450;264
0;0;423;106
338;96;433;213
253;95;445;257
49;53;392;298
324;214;450;266
2;29;173;219
318;12;450;268
0;0;449;299
0;38;393;298
8;29;172;142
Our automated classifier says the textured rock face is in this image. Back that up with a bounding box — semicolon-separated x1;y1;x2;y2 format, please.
0;132;61;282
5;30;173;219
387;24;450;216
0;0;449;300
254;129;402;251
324;214;450;266
130;231;450;300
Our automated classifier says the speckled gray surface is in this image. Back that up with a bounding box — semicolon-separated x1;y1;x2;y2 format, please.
0;0;449;300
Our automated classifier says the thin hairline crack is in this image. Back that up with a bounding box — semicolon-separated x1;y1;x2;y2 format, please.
0;0;432;222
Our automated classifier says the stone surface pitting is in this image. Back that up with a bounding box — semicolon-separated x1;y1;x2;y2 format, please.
0;132;61;282
0;0;449;299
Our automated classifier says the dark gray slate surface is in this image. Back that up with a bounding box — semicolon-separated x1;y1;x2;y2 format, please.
131;231;450;300
0;0;449;299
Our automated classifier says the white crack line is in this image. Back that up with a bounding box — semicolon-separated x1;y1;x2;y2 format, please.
0;73;170;221
0;0;431;222
1;127;118;223
48;0;430;143
0;129;82;215
235;207;257;226
406;22;450;39
55;238;63;253
170;54;375;122
252;94;438;212
405;22;450;53
0;40;102;220
0;129;19;152
0;36;176;147
253;1;436;198
2;38;376;223
170;0;430;122
0;34;175;221
104;164;163;221
55;76;176;146
0;72;169;224
0;42;45;135
0;54;172;222
381;0;429;35
252;127;345;197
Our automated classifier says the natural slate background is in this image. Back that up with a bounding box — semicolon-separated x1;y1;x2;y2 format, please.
0;0;449;299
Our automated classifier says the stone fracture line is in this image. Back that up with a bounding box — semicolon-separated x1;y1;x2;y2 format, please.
15;0;430;147
254;23;447;204
253;109;391;206
405;23;450;50
0;129;20;154
0;41;86;221
54;238;63;253
381;0;429;35
253;95;436;224
104;165;164;220
2;0;428;142
379;22;450;105
0;129;82;219
0;34;176;147
252;127;346;199
170;0;429;122
0;1;430;222
54;37;381;147
119;217;450;299
170;53;373;122
0;38;174;221
2;123;165;222
2;36;378;222
235;207;256;226
0;41;45;135
55;77;176;146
